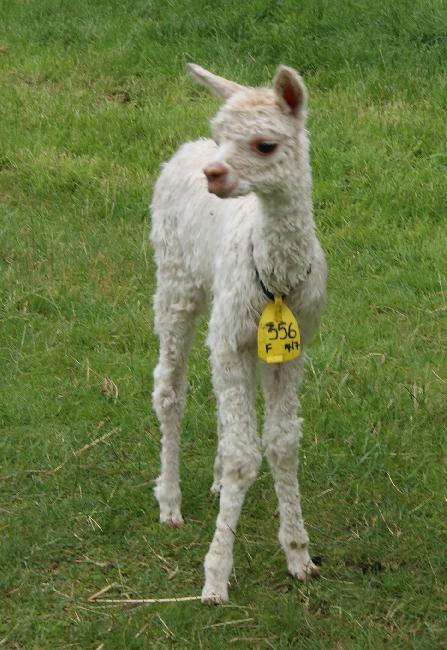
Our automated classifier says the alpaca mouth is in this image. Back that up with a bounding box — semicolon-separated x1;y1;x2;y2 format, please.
207;179;236;198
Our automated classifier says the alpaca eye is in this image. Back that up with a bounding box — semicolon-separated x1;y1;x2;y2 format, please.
254;142;278;155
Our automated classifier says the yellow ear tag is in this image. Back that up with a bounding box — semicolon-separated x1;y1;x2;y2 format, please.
257;296;301;363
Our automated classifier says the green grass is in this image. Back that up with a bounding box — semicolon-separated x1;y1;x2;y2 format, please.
1;0;446;647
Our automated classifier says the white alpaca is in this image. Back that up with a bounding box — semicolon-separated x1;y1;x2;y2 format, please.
150;64;327;604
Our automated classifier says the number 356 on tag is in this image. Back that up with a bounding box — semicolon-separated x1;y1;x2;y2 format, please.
257;297;301;364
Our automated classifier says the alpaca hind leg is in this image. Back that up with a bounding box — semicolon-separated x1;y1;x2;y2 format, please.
152;280;202;527
261;360;319;580
210;411;223;496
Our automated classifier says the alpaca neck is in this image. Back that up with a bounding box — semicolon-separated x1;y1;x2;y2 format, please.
252;180;315;297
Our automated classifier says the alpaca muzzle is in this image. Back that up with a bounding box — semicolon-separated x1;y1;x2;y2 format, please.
203;162;235;198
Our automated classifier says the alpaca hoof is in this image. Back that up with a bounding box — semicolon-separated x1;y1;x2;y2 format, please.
288;559;320;581
201;583;229;605
160;511;184;528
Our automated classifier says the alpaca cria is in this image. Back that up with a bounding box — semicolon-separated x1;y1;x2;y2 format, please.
150;64;327;604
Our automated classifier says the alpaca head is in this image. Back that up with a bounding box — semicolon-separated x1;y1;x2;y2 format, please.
188;64;308;199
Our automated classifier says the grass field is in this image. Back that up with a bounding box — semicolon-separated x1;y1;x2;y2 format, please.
1;0;446;647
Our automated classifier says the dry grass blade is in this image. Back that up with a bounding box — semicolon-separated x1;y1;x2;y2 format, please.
93;596;202;605
88;583;119;602
202;617;255;630
76;556;114;568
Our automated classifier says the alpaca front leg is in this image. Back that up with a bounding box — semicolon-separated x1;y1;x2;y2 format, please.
202;351;261;603
261;361;319;581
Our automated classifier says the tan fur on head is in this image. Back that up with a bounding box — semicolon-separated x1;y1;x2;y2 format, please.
229;88;277;110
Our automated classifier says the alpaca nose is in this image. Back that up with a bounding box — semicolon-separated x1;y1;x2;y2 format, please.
203;162;228;183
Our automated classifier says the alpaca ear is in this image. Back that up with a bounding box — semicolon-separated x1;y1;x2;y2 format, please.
187;63;244;99
273;65;307;117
